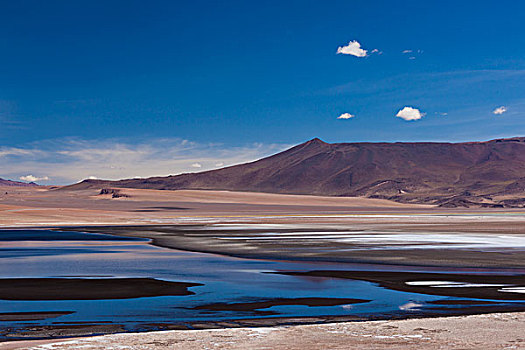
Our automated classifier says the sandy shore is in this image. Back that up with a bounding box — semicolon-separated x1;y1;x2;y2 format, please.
1;312;524;349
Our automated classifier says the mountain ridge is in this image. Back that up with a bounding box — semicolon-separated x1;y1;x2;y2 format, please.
0;178;39;187
63;137;525;208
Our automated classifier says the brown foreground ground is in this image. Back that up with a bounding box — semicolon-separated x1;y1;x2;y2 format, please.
1;186;525;349
1;185;523;229
0;186;431;227
2;312;524;350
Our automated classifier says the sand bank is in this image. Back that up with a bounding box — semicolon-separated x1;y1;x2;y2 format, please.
77;223;525;268
0;278;201;301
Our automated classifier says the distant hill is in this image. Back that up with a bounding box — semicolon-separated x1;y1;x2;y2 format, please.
64;137;525;208
0;178;38;187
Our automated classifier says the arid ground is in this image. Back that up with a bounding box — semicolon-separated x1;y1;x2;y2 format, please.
3;312;525;350
0;186;431;227
1;186;525;349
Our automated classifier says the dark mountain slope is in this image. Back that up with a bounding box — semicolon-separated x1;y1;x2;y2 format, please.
64;137;525;207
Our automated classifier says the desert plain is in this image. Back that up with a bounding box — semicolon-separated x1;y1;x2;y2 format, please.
1;185;525;349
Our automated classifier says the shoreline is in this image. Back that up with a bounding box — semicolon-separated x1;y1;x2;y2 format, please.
2;311;525;349
73;221;525;269
2;224;525;344
4;303;525;342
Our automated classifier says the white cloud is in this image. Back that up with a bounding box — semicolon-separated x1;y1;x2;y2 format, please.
337;113;355;120
403;49;424;55
0;138;288;185
493;106;507;115
215;162;224;167
19;175;49;182
191;163;202;168
403;49;423;59
336;40;368;57
396;106;425;121
87;176;98;180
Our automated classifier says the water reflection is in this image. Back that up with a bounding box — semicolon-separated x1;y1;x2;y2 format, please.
1;229;524;339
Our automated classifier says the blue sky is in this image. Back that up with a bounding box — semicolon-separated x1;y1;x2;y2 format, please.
1;1;524;184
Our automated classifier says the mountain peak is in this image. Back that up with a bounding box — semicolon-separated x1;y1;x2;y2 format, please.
62;138;525;207
304;137;328;145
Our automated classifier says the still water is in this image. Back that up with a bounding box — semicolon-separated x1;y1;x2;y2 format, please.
0;229;522;339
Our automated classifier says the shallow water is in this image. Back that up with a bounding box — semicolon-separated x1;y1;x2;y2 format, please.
1;228;524;339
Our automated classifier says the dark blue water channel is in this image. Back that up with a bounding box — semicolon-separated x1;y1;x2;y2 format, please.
0;229;523;339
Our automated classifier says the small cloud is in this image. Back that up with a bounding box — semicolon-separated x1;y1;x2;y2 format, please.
403;49;422;59
336;40;368;57
215;162;224;167
371;48;382;55
396;106;425;121
337;113;355;120
493;106;507;115
191;163;202;168
19;175;49;182
87;176;98;180
440;112;448;116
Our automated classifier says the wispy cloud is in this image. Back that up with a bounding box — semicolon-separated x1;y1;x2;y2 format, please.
337;113;355;119
0;138;289;185
326;70;525;110
0;147;42;158
0;100;25;130
402;49;423;59
336;40;368;57
493;106;508;115
396;106;425;121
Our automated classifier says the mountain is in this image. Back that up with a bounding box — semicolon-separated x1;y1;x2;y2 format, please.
64;137;525;207
0;178;39;187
